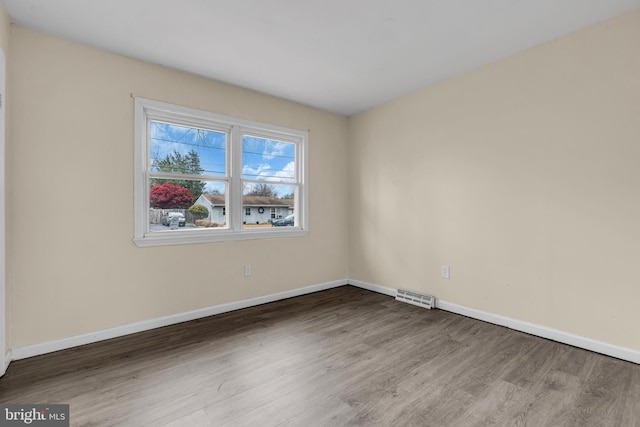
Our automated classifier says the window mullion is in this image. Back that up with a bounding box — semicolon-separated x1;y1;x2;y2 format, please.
229;126;243;232
297;134;307;229
148;172;225;181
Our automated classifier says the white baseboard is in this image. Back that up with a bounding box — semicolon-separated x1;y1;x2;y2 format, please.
2;350;10;375
347;279;396;297
348;279;640;365
436;299;640;364
10;279;347;362
8;278;640;369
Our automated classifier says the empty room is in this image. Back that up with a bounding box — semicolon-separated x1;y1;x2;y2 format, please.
0;0;639;425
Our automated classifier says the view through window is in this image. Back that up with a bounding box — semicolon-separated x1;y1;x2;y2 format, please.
134;98;308;246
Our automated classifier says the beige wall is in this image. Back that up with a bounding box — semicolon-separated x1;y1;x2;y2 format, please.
0;2;9;55
5;8;640;355
349;10;640;350
0;1;9;359
6;28;349;348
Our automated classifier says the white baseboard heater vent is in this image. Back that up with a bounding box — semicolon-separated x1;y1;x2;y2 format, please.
396;289;435;310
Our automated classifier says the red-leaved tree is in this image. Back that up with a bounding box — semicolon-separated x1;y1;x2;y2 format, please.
150;183;193;208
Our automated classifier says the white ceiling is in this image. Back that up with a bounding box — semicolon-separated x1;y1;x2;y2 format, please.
3;0;640;116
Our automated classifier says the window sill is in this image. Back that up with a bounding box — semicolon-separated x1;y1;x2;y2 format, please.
133;227;309;247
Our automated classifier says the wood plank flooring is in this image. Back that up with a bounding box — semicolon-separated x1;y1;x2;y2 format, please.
1;286;639;426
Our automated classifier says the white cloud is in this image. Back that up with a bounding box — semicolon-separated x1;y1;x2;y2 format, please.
272;161;295;181
243;164;272;179
262;142;289;160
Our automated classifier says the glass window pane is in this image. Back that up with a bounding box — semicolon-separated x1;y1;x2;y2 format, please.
193;189;227;228
242;183;295;229
150;121;226;177
149;178;226;232
242;136;296;183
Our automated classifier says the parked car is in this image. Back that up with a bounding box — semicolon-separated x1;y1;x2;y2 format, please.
162;212;186;227
271;214;294;227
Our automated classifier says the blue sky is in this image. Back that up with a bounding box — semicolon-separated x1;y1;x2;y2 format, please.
150;121;295;197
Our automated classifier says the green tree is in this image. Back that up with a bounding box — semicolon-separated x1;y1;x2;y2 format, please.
151;150;206;201
188;203;209;221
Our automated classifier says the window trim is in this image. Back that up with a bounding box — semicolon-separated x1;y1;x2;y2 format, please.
134;97;308;247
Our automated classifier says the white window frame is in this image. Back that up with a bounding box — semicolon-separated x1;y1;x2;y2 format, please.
134;98;308;247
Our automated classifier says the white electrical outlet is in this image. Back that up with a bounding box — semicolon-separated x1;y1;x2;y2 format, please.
441;266;450;279
244;264;252;277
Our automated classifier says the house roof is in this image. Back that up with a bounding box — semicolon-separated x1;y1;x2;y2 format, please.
202;194;225;206
202;193;294;208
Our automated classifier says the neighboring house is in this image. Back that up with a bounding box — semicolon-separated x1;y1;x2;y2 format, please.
194;194;294;225
194;194;227;224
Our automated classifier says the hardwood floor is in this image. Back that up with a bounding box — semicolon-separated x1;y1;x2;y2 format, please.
1;286;639;426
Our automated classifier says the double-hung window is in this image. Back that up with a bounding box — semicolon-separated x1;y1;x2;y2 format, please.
134;98;308;246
